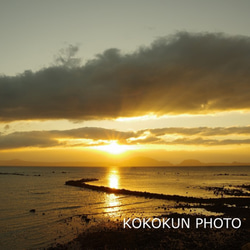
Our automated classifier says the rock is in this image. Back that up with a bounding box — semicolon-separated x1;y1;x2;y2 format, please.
242;243;250;250
29;209;36;213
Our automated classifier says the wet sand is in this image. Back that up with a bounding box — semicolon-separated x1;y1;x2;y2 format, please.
47;178;250;250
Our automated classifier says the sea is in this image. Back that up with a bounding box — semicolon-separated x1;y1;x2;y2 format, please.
0;165;250;249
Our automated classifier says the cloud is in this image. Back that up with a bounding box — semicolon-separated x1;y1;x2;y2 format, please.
1;32;250;121
132;126;250;145
4;124;10;130
0;131;59;150
0;127;136;150
145;126;250;136
164;137;250;146
54;44;82;68
1;126;250;150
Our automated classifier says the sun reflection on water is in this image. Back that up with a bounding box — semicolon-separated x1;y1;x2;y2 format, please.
103;168;121;217
108;169;119;189
104;193;121;217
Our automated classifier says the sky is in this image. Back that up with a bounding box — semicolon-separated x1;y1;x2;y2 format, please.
1;0;250;165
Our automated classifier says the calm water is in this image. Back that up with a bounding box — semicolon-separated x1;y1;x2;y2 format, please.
0;166;249;249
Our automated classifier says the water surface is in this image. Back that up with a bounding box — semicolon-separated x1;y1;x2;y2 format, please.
0;166;249;249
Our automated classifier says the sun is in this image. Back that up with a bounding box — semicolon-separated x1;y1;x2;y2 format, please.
97;141;128;155
102;141;126;155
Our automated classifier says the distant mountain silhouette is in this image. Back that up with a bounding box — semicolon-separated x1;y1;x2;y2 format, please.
121;156;173;167
178;159;204;166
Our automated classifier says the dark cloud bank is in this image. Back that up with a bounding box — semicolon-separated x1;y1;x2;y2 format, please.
1;126;250;150
1;32;250;121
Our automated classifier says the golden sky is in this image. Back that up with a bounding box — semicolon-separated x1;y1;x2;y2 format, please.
1;2;250;165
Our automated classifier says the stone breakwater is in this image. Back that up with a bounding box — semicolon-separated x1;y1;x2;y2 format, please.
65;178;250;208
